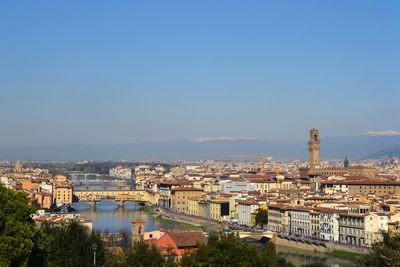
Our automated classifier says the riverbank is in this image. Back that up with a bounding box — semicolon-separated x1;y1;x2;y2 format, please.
158;207;224;231
142;204;160;217
160;215;203;228
273;234;369;261
146;204;367;264
142;204;204;228
329;249;363;262
276;245;357;267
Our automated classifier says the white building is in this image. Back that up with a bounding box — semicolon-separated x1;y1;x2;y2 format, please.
364;212;400;246
236;201;259;226
319;209;340;242
109;166;132;179
290;207;312;237
40;182;53;193
0;176;12;189
221;180;256;193
154;165;165;174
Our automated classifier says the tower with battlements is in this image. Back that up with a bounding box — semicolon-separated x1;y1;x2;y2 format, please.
308;128;320;169
131;220;145;245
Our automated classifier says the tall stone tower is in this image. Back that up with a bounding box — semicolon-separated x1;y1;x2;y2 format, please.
15;161;22;173
308;128;320;169
131;220;145;245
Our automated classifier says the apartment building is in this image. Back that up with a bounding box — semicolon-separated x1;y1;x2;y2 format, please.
236;201;259;226
364;212;400;246
289;206;312;237
338;213;366;246
158;180;193;208
348;181;400;197
170;187;203;213
109;166;132;179
248;178;278;194
53;175;73;206
310;210;320;239
221;180;256;193
209;199;233;221
319;209;340;242
267;204;290;233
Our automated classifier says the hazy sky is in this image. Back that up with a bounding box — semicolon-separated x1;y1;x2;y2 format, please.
0;1;399;146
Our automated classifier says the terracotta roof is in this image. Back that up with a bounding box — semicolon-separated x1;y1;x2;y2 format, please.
268;203;289;210
339;213;367;218
35;192;52;196
243;174;276;179
165;231;205;248
315;207;341;214
321;179;400;185
159;179;193;186
247;178;276;183
172;187;203;192
288;205;313;212
131;220;145;224
238;201;259;206
210;199;230;204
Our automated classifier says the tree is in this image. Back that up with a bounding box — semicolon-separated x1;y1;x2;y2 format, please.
26;227;51;267
105;250;126;267
301;263;327;267
42;222;105;267
260;241;277;267
124;239;175;267
105;239;177;267
0;185;106;267
181;232;264;267
255;208;268;227
0;184;37;267
361;232;400;267
277;258;295;267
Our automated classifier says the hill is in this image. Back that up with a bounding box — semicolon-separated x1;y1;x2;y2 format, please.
366;145;400;159
0;133;399;161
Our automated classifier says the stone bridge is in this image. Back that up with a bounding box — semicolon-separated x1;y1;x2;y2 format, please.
74;189;146;202
234;230;275;242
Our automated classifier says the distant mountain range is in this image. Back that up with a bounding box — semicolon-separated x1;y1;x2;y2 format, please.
0;133;399;161
365;145;400;159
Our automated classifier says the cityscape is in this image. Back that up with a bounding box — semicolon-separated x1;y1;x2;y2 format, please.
1;1;399;267
2;128;400;266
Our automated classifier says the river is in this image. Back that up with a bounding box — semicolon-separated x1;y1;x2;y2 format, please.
73;202;356;267
276;245;356;267
72;201;198;233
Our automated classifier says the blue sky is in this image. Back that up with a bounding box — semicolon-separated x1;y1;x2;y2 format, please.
0;0;399;145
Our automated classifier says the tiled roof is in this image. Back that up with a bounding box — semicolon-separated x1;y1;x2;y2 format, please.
172;187;203;192
238;200;259;206
165;231;205;248
321;179;400;185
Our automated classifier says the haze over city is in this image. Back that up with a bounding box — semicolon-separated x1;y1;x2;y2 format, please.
1;1;399;147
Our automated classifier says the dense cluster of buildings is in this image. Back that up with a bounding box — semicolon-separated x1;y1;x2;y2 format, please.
0;162;73;209
109;165;132;179
2;128;400;250
135;129;400;248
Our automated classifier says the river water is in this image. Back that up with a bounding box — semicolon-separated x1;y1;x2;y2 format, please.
72;201;197;233
73;202;356;267
276;245;356;267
